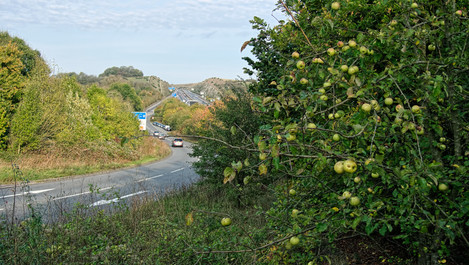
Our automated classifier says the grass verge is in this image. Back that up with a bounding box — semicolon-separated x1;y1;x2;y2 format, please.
0;136;171;184
0;182;273;264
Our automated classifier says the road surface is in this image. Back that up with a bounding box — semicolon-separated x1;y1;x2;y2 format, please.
0;100;199;223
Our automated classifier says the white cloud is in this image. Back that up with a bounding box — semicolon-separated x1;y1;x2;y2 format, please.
0;0;278;32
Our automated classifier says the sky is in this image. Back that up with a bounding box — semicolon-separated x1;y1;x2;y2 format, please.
0;0;283;84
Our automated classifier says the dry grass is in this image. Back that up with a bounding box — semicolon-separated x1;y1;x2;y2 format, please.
0;136;171;183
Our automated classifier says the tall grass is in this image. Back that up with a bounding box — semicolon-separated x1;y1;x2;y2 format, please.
0;181;274;264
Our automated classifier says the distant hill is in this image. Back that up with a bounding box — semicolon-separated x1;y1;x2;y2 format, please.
172;77;253;101
62;69;253;107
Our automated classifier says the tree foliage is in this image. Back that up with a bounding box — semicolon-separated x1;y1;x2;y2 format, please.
212;0;469;263
99;66;144;78
109;83;143;111
0;41;26;149
190;90;264;204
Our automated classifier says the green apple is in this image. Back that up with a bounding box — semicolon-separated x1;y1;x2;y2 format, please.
350;196;360;206
331;2;340;10
312;58;324;64
348;40;357;48
416;127;425;135
371;172;380;178
439;137;446;143
342;45;350;52
290;236;300;245
411;105;421;113
390;20;398;26
348;66;359;75
438;183;449;191
333;134;340;141
362;103;372;112
292;51;300;59
428;44;436;51
300;78;308;85
328;113;335;120
323;81;332;87
221;217;232;226
297;60;306;69
354;177;361;183
384;97;393;105
411;2;418;8
359;46;368;54
289;189;297;196
319;88;326;94
456;10;462;16
327;48;336;56
337;41;344;47
340;65;349;72
320;95;329;101
343;160;357;173
291;209;299;218
334;161;345;174
307;123;317;129
343;191;352;199
396;104;404;112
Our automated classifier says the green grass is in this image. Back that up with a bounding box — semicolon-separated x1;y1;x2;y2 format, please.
0;183;273;264
0;154;167;184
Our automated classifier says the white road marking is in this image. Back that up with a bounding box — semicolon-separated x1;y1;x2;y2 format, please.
53;187;112;201
170;168;184;173
90;190;147;207
136;174;164;183
0;208;4;212
2;188;55;199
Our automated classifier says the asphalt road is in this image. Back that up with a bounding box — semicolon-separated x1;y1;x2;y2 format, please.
0;98;200;223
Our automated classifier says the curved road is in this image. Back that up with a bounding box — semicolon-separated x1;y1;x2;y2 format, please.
0;99;199;223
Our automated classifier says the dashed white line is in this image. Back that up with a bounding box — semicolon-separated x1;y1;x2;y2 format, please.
90;191;147;207
53;187;112;201
136;174;164;183
170;168;184;173
2;188;55;199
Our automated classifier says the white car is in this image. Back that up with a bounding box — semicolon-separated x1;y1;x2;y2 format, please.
171;138;183;147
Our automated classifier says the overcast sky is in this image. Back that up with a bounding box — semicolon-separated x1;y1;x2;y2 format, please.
0;0;283;84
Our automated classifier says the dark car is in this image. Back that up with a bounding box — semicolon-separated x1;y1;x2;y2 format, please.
171;138;183;147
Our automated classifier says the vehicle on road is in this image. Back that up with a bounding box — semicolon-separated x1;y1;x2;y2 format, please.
153;131;160;137
172;138;183;147
158;133;166;140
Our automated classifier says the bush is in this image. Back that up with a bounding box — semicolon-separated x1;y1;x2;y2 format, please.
236;0;469;264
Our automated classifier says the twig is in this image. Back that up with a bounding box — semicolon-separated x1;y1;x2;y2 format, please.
279;0;314;48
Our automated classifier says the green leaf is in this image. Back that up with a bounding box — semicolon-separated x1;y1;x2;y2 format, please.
223;167;236;184
230;126;236;135
379;224;387;236
352;216;362;229
317;222;328;233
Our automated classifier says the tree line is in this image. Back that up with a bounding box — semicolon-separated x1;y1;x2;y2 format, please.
0;32;150;157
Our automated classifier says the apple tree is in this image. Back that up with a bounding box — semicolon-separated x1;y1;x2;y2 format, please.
235;0;468;263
